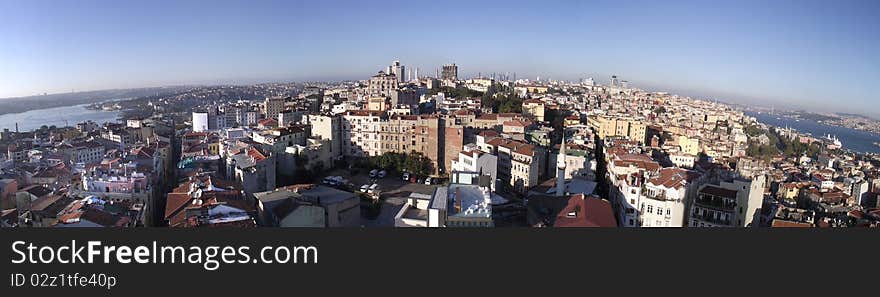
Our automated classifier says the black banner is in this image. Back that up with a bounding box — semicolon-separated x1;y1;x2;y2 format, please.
1;228;875;295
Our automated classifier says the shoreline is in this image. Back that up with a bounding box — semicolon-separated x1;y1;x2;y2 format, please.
747;111;880;155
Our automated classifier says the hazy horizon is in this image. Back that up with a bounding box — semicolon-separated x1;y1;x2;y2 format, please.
1;0;878;117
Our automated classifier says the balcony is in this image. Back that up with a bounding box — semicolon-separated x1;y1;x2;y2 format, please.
691;214;732;226
693;195;736;212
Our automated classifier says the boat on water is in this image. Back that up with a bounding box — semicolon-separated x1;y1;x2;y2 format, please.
824;134;843;148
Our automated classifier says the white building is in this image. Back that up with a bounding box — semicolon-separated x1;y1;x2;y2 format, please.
689;175;766;227
66;142;105;165
342;110;384;157
450;145;498;191
396;184;493;227
669;153;696;169
305;114;343;160
637;168;698;227
192;112;209;132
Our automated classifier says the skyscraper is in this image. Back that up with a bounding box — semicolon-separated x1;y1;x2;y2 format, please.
389;60;405;83
442;63;458;81
584;77;595;86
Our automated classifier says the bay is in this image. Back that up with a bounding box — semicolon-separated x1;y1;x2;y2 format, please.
747;111;880;154
0;103;120;132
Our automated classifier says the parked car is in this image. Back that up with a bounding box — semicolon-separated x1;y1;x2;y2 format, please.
369;169;379;178
323;176;344;186
402;172;410;181
367;183;379;194
378;170;387;178
360;184;370;192
424;177;432;185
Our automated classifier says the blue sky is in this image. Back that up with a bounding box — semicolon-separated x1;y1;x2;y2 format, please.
0;0;878;116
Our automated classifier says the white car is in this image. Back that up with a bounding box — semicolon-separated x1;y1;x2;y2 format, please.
378;170;387;178
402;172;410;181
424;177;432;185
367;183;379;194
360;184;370;192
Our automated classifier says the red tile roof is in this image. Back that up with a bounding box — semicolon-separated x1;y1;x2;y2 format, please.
554;194;617;227
649;168;698;190
771;220;812;228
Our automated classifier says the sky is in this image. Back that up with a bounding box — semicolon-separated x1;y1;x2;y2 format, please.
0;0;878;116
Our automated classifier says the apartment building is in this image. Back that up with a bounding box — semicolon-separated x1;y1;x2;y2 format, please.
341;112;462;175
636;168;700;227
689;175;766;227
588;115;647;144
263;97;286;120
450;145;498;191
64;141;105;165
522;99;546;122
478;134;545;193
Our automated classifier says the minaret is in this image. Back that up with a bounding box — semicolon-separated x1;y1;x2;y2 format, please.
555;135;567;197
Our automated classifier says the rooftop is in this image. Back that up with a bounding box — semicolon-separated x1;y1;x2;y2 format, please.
699;185;738;199
445;184;491;218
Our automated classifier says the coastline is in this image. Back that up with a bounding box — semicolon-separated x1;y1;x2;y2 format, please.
747;111;880;155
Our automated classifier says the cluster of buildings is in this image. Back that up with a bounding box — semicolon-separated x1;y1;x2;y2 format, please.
3;61;879;229
0;117;174;227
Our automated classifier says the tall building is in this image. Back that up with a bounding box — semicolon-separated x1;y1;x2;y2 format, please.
689;175;766;227
588;116;647;144
610;75;620;87
388;60;405;83
636;168;700;227
192;112;209;132
584;77;595;86
441;63;458;81
263;97;285;120
368;71;398;98
340;112;461;175
522;99;546;122
305;114;343;160
476;133;545;194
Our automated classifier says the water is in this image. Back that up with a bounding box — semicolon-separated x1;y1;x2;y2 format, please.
0;104;120;132
747;111;880;154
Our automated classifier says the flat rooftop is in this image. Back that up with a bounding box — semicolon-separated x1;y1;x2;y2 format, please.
403;208;429;220
447;184;491;218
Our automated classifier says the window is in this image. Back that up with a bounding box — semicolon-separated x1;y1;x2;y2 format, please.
647;205;653;213
656;207;663;215
666;209;671;216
